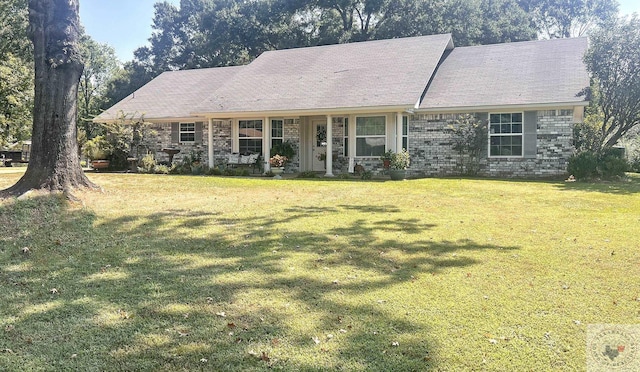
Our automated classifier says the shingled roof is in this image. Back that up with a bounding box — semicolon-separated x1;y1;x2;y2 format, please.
193;34;454;115
95;34;589;122
94;66;243;121
419;37;589;110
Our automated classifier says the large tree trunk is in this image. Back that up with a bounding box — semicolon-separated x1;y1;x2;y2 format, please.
1;0;97;198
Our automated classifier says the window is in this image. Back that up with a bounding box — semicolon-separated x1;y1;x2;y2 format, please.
343;117;349;156
402;116;408;150
356;116;386;157
180;122;195;143
271;119;283;148
238;119;263;154
489;113;523;157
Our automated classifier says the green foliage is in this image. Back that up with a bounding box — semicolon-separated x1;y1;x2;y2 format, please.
82;135;112;160
583;15;640;150
297;171;318;178
78;35;120;140
139;154;157;173
573;114;604;153
521;0;618;38
0;53;33;147
270;140;296;159
390;149;410;170
568;149;629;180
360;170;373;180
567;151;599;180
450;114;488;176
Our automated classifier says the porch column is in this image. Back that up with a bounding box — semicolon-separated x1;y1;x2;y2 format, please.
325;115;334;177
263;117;271;173
396;112;403;152
208;118;214;168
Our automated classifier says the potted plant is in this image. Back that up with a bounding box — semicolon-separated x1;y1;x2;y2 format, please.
269;154;288;178
389;149;410;180
270;141;296;160
380;150;394;169
83;135;112;170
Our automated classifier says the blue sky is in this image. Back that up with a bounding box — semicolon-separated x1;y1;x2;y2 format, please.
80;0;640;63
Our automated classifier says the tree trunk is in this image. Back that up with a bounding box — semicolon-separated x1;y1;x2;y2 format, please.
1;0;97;198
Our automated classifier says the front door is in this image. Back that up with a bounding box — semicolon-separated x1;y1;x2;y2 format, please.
312;121;327;171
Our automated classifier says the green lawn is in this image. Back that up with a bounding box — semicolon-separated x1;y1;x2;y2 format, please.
0;172;639;371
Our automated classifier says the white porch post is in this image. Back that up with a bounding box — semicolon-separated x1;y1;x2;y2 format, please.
208;118;214;168
263;117;271;173
325;115;334;177
396;112;403;152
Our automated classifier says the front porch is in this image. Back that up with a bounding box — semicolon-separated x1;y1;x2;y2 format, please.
201;112;408;176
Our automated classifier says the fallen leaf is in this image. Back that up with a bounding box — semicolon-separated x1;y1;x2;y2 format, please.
70;354;77;359
206;297;214;304
391;341;399;347
216;311;226;317
21;247;30;254
50;288;59;294
339;329;347;333
260;352;270;362
227;322;236;328
489;339;498;344
312;336;320;344
200;358;208;363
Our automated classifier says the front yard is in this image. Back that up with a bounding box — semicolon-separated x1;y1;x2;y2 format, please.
0;172;638;371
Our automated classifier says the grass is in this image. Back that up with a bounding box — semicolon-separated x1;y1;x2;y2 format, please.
0;171;639;371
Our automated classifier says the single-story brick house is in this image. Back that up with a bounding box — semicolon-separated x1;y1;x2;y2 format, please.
95;34;589;178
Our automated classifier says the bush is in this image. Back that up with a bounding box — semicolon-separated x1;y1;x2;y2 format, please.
153;164;171;174
568;152;599;180
360;170;373;180
139;154;156;173
568;149;629;180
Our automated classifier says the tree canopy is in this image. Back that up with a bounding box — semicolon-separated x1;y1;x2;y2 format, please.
583;15;640;150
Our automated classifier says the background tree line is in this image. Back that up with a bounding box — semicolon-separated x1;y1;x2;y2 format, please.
0;0;635;165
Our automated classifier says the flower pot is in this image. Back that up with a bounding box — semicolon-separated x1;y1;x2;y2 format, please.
389;169;406;180
271;167;284;179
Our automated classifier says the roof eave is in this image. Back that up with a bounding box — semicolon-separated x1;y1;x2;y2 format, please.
416;101;590;113
191;105;415;119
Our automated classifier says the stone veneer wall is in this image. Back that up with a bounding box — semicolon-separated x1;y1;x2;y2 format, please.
151;121;232;167
408;110;575;178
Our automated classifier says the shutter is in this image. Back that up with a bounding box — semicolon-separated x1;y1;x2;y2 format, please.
523;111;537;158
171;122;179;144
195;122;203;144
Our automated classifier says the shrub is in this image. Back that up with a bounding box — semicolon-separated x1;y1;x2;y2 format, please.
361;170;373;180
568;152;599;180
568;149;629;180
297;171;318;178
139;154;156;173
153;164;171;174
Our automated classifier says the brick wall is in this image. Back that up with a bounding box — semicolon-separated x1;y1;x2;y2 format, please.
407;110;574;178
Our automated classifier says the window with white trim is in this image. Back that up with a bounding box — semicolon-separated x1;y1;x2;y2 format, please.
180;122;195;143
489;113;523;157
238;119;263;154
271;119;283;148
356;116;386;157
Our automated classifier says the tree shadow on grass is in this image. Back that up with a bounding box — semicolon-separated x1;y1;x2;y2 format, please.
0;195;519;371
553;174;640;195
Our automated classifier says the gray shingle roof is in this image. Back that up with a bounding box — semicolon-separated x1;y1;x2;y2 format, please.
95;35;590;121
419;37;589;110
193;34;454;114
94;66;243;121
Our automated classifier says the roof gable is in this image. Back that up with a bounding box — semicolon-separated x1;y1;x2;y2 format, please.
194;34;454;114
419;37;590;110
